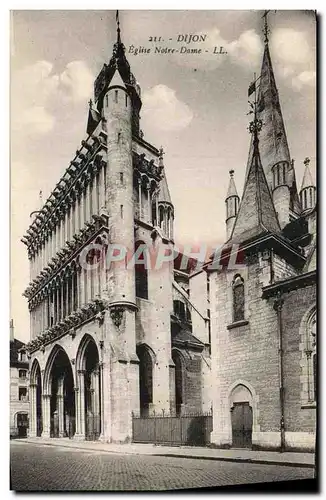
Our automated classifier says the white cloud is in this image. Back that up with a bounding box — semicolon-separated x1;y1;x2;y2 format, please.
292;71;316;91
228;29;262;67
11;59;94;138
60;61;94;102
172;28;262;71
271;28;316;91
19;106;55;134
271;28;312;66
142;84;193;132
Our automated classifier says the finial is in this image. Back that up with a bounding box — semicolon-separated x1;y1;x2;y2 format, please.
88;98;93;109
247;73;262;142
229;169;234;178
304;157;310;166
159;146;164;168
116;10;121;44
262;10;270;44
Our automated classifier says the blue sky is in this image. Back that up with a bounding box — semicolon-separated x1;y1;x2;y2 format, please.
10;10;316;342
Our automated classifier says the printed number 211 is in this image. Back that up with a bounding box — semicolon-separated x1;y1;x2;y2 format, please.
148;36;163;42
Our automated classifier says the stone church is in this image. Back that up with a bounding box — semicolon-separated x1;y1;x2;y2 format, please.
22;16;211;443
21;12;316;451
189;18;316;451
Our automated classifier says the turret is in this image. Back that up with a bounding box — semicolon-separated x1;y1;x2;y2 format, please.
157;147;174;240
92;14;140;312
225;169;239;240
300;157;316;212
272;160;291;228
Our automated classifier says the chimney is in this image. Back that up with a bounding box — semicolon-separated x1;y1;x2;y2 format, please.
10;319;14;342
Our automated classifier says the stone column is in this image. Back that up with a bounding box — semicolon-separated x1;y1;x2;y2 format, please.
92;370;100;417
74;370;86;440
73;387;80;435
95;174;99;215
28;383;37;437
147;185;151;223
85;184;90;224
99;360;111;442
41;394;51;438
57;395;65;437
138;179;142;219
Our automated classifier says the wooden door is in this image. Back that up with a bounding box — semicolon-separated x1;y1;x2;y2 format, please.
231;402;253;448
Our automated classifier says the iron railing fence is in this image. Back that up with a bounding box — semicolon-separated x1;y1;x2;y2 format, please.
132;411;213;446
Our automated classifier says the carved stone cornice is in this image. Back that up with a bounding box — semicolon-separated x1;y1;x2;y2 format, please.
24;220;109;301
133;152;162;182
25;298;108;354
22;136;107;249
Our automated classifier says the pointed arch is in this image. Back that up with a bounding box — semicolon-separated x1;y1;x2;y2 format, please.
30;358;42;387
76;333;100;372
43;344;75;395
136;343;155;416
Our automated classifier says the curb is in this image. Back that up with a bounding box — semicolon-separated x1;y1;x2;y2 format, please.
152;453;315;469
14;440;315;469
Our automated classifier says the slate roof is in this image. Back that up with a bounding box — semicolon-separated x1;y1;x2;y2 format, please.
230;134;281;244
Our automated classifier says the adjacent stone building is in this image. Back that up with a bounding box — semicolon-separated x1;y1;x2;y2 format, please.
190;22;316;451
22;19;210;443
10;320;29;438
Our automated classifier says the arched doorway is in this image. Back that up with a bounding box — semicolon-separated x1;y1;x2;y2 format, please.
45;347;75;438
136;344;153;417
172;350;184;416
230;384;253;449
84;341;101;440
16;412;28;438
30;360;42;437
76;336;101;441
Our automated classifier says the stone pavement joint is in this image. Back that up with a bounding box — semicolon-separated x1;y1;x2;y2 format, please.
15;438;315;469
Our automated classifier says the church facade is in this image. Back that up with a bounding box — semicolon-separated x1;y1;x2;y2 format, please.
190;21;316;452
22;19;210;443
21;12;316;451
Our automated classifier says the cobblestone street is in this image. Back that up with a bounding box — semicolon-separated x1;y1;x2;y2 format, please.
10;441;315;492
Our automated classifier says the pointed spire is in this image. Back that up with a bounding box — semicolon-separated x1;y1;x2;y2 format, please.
244;14;301;214
300;157;316;212
157;152;171;205
230;114;280;243
116;10;121;45
301;157;315;191
227;170;238;198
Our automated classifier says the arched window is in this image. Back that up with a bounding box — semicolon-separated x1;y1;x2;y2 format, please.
137;345;153;417
172;350;184;416
173;300;185;320
232;274;245;322
308;312;317;402
135;241;148;300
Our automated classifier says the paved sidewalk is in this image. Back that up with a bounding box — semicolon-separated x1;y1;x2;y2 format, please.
15;437;315;469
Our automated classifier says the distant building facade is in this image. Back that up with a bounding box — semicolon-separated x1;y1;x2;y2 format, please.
10;320;29;438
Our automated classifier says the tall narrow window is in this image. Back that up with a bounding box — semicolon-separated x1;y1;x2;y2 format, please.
105;95;108;107
115;90;118;103
125;93;128;107
172;350;184;416
135;241;148;299
232;274;245;322
137;345;153;417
